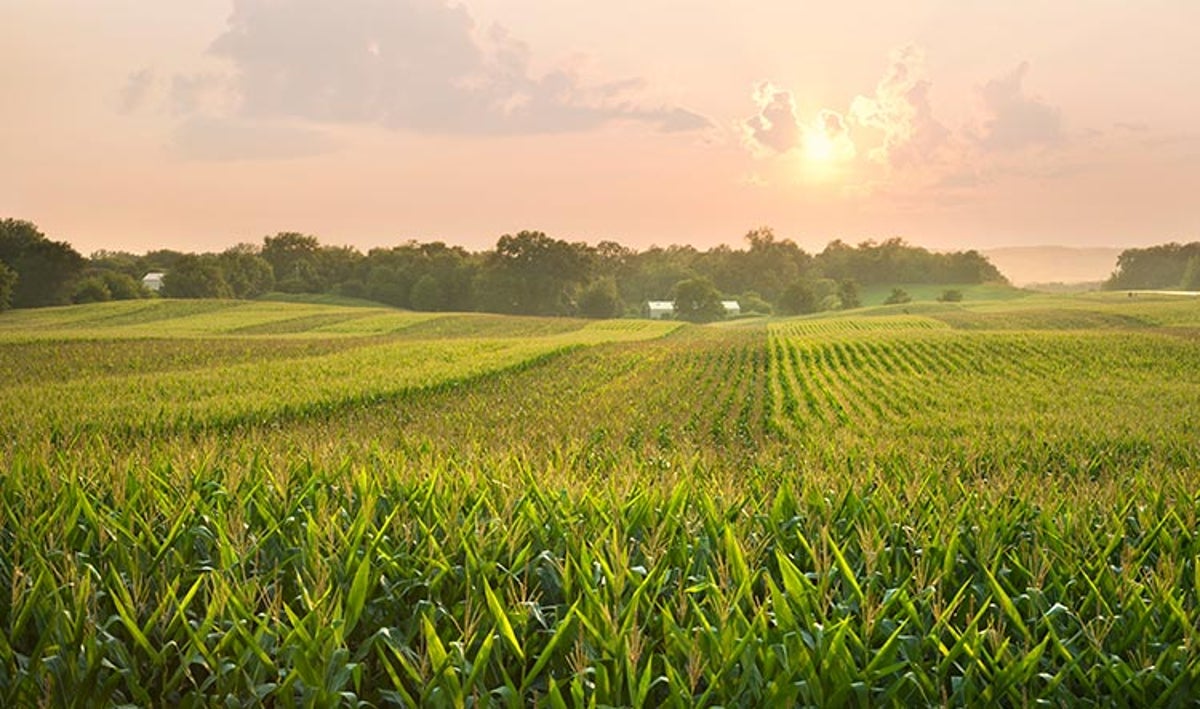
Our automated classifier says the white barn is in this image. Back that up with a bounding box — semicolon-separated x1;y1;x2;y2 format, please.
645;300;742;320
142;272;165;292
646;301;675;319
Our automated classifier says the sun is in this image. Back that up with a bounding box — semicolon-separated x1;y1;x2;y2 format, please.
803;131;836;164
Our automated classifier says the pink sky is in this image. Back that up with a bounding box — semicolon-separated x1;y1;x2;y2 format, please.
2;0;1198;255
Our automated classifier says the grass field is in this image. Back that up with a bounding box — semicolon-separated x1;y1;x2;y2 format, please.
2;294;1199;705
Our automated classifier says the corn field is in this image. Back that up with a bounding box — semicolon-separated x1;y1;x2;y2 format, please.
2;295;1199;706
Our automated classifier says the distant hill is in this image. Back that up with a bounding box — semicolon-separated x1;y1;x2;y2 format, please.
982;247;1124;287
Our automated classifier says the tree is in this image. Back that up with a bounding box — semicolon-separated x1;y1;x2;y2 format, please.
100;271;147;300
737;291;772;315
814;237;1006;286
1105;242;1200;290
778;281;819;315
1181;255;1200;291
72;276;112;303
0;219;86;307
619;245;698;307
884;288;912;305
161;255;233;299
262;232;324;292
0;261;16;311
578;277;623;319
409;273;446;312
218;246;275;298
672;277;725;323
477;231;591;315
837;279;861;309
938;289;964;302
88;250;147;279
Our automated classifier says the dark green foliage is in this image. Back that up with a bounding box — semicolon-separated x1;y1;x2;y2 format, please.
409;273;446;312
71;270;147;303
161;255;233;299
0;260;16;311
700;228;814;303
1105;242;1200;290
88;250;149;279
837;279;861;309
71;275;112;303
818;237;1005;285
99;270;147;300
0;218;86;307
778;281;819;315
476;231;592;315
884;287;912;305
1180;254;1200;291
0;218;1016;317
938;288;964;302
672;277;725;322
262;232;324;292
217;246;275;298
617;245;699;306
737;290;772;315
142;249;188;273
578;277;624;319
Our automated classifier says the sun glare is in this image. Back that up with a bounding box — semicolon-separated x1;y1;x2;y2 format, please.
804;132;836;164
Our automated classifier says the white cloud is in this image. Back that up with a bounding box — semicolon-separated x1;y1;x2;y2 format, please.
200;0;703;140
743;82;802;153
849;46;949;167
124;0;709;159
973;62;1063;151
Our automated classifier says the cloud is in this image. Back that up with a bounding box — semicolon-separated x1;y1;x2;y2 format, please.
974;62;1063;151
197;0;706;137
169;73;235;116
849;46;949;167
743;47;948;169
743;82;802;153
118;69;157;114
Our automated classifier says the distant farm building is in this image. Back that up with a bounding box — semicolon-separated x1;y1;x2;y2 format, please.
646;301;675;319
644;300;742;319
142;272;165;292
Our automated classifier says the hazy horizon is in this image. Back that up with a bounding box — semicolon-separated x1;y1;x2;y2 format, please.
4;1;1197;255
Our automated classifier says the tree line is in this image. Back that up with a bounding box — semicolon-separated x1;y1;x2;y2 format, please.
1;217;1006;319
1103;242;1200;291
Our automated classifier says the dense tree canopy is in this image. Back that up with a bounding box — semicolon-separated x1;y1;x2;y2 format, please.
161;255;233;299
0;261;15;311
0;219;86;307
816;237;1003;285
672;277;725;323
477;231;592;315
1105;242;1200;290
1;217;1022;318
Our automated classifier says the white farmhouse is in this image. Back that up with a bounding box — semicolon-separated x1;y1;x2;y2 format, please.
141;272;165;292
722;300;741;317
646;301;675;319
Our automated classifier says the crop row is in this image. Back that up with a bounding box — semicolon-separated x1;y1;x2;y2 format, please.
3;448;1199;705
3;302;1200;704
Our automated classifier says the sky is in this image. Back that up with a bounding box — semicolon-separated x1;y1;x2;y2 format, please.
2;0;1198;256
